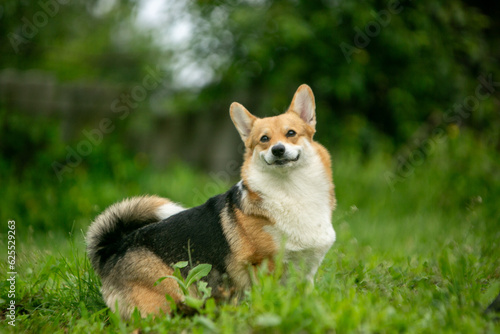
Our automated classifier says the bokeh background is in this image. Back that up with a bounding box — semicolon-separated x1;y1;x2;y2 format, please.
0;0;499;248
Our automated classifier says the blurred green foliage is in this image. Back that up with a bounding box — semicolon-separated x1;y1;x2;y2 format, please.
0;0;164;83
2;0;499;148
183;0;499;149
0;109;226;236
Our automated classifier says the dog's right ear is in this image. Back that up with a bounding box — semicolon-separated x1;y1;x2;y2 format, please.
230;102;257;141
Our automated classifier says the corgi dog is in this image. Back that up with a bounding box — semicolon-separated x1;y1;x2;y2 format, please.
86;84;336;319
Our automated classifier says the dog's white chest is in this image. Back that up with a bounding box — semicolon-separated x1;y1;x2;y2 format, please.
245;158;336;274
262;186;335;252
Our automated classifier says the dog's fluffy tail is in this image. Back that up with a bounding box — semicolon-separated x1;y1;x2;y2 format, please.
86;195;185;276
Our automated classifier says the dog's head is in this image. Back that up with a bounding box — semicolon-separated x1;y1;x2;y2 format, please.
230;84;317;169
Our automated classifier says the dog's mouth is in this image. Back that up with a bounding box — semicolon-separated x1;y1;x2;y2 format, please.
266;154;300;166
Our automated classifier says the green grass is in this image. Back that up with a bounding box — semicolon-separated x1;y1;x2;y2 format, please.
1;123;500;332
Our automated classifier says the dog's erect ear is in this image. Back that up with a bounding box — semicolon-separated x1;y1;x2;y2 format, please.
230;102;257;141
288;84;316;130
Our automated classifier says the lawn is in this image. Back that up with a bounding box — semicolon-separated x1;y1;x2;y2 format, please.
1;123;499;333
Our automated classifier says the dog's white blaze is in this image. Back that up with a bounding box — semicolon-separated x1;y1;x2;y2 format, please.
156;202;186;220
246;138;335;280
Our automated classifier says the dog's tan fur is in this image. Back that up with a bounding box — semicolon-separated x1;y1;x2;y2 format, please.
101;248;181;318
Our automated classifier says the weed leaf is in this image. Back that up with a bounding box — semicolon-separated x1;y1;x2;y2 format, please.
173;261;189;269
186;264;212;287
184;295;205;310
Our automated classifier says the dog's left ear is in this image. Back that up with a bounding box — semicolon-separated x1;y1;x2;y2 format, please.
288;84;316;130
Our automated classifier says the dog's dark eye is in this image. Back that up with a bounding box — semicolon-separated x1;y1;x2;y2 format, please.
286;130;296;137
260;135;270;143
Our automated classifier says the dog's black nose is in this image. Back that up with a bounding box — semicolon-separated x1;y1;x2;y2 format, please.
271;144;286;157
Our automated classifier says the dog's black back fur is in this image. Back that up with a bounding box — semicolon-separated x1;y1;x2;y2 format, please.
98;185;243;286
